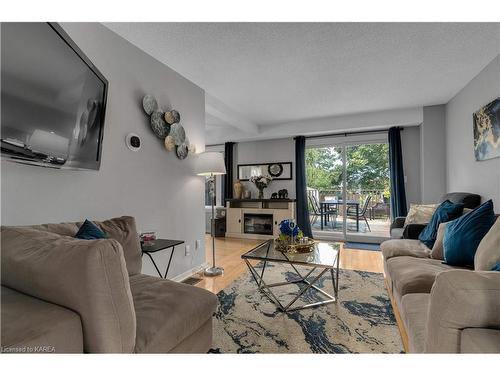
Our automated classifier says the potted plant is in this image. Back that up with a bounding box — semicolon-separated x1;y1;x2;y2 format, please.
249;175;272;199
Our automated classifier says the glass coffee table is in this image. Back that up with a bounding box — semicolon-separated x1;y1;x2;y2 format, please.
241;240;340;312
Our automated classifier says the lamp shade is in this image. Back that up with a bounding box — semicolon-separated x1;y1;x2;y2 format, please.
195;152;226;176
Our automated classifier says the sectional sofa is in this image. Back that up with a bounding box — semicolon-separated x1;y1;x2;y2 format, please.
382;218;500;353
1;216;218;353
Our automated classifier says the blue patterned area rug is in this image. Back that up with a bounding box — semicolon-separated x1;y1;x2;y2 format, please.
212;263;403;353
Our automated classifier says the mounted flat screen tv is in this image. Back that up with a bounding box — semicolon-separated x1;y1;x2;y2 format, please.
1;23;108;170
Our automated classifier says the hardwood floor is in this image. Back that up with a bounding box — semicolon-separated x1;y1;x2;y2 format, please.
196;234;383;294
194;234;408;352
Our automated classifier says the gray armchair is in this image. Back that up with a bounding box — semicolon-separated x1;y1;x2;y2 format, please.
390;192;481;239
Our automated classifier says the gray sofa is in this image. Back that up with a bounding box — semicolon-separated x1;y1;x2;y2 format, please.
390;192;481;239
382;222;500;353
1;216;218;353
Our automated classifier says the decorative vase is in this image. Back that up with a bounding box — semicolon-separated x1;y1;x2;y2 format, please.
234;179;243;199
258;188;264;199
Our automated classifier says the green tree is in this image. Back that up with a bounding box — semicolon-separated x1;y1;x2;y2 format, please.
306;144;389;192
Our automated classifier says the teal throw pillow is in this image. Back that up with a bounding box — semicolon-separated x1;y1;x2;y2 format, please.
418;200;464;248
443;200;496;267
75;219;107;240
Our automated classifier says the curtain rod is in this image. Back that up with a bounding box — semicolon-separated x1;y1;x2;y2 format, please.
303;127;404;140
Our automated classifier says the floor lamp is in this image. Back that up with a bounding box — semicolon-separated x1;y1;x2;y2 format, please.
195;152;227;276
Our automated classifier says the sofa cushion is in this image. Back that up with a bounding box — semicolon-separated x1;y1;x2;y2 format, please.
1;227;136;353
474;217;500;271
381;239;430;261
460;328;500;353
418;200;464;249
404;204;438;226
386;256;459;297
24;216;142;276
129;274;218;353
1;286;83;353
443;200;496;267
400;293;430;353
430;222;449;260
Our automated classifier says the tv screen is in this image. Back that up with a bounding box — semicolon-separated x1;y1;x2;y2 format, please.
1;23;108;170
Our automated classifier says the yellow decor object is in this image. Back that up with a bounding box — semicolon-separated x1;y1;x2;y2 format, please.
275;238;315;254
164;136;175;151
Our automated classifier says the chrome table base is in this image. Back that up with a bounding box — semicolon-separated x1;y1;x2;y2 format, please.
244;257;339;313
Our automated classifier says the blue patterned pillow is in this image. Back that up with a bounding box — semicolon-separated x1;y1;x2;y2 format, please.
75;219;107;240
418;200;464;248
443;200;496;267
492;263;500;271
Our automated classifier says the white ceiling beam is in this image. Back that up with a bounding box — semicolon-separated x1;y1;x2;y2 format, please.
205;94;259;134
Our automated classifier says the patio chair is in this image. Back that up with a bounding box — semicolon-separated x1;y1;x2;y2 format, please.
347;195;372;232
307;192;322;226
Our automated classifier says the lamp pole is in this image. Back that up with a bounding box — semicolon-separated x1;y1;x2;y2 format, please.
205;173;223;276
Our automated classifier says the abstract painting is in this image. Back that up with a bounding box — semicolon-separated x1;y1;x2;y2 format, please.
473;97;500;161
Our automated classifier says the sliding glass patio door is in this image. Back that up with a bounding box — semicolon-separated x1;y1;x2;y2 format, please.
306;135;391;243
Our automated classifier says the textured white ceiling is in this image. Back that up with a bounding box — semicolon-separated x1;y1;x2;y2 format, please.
104;22;500;127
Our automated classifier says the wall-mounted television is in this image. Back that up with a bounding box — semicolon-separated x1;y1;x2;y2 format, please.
1;23;108;170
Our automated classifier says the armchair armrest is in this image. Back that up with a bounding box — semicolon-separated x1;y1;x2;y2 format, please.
390;216;406;230
403;223;427;239
1;226;136;353
425;270;500;353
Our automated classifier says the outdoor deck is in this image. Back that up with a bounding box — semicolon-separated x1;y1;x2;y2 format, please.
310;214;391;239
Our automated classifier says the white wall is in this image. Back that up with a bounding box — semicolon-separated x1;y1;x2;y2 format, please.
1;23;207;279
446;55;500;208
420;105;447;202
234;138;296;199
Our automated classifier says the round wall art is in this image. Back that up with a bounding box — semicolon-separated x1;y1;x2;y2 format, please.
142;95;158;115
176;143;188;160
150;111;170;139
164;135;175;151
268;163;284;178
164;110;180;125
169;123;186;146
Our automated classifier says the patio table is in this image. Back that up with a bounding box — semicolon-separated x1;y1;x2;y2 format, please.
320;200;360;232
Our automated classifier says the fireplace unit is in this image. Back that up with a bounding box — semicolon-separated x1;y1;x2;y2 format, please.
243;213;273;235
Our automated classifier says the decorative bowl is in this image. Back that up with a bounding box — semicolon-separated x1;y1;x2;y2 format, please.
275;238;315;254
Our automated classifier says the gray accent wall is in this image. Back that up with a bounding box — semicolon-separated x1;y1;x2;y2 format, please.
401;125;422;207
234;138;296;199
446;55;500;208
1;23;207;279
420;105;447;203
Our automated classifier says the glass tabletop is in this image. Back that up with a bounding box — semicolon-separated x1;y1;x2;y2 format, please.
242;240;340;268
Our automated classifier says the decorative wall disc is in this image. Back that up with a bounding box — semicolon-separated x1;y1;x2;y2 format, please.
169;123;186;145
176;143;188;160
150;111;170;139
142;95;158;115
164;135;175;151
164;110;181;125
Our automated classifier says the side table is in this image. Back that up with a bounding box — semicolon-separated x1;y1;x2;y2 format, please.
141;239;184;279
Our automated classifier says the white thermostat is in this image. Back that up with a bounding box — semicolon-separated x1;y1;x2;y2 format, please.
126;133;141;151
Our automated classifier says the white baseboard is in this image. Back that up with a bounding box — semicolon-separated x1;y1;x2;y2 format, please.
170;262;209;282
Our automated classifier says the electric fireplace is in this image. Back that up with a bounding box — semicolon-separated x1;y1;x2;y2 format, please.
243;213;273;235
